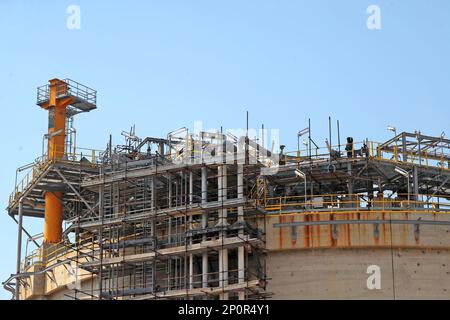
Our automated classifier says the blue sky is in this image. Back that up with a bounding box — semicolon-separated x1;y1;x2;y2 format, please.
0;0;449;299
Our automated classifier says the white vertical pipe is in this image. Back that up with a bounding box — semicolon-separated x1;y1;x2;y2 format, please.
219;165;229;299
189;172;194;290
237;164;245;300
201;167;208;289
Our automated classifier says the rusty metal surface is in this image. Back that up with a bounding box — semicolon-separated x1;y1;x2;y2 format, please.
264;212;450;250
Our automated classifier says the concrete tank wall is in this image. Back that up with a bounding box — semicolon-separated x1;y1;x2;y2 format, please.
32;247;450;300
263;212;450;299
24;212;450;300
266;248;450;299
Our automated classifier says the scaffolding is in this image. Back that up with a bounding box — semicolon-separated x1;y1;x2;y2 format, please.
6;123;450;299
72;130;269;300
4;82;450;300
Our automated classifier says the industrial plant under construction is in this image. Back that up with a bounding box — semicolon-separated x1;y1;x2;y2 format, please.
3;78;450;300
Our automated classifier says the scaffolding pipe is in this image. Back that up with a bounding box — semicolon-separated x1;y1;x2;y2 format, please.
98;167;104;299
15;198;24;300
219;165;229;300
201;167;208;290
237;164;245;300
413;166;419;205
188;172;194;290
151;177;157;293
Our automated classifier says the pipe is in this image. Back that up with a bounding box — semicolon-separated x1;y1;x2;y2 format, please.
15;199;24;300
98;166;104;299
43;192;63;243
219;165;228;299
328;116;332;156
41;79;73;244
337;120;341;154
188;172;194;291
308;118;312;162
201;167;208;289
237;164;245;300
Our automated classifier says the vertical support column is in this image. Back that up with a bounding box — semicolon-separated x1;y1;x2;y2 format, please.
15;199;24;300
113;182;120;215
98;169;104;299
44;192;63;243
168;175;172;258
347;162;353;207
168;176;172;208
158;142;165;158
201;167;208;290
222;166;228;225
43;79;70;244
188;172;194;291
237;164;245;300
151;177;157;210
413;166;419;205
402;133;408;162
151;177;157;291
175;180;179;207
218;165;229;300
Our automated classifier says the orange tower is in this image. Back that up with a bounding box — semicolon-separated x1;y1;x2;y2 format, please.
37;78;96;243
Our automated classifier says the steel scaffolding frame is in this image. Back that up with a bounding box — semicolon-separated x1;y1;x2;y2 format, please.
5;126;450;300
68;132;268;300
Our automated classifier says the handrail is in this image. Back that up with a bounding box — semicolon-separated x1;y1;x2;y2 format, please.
282;140;450;170
8;155;51;208
22;237;100;273
8;148;102;208
258;192;450;213
37;79;97;106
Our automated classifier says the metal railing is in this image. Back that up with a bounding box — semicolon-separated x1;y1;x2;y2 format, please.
259;192;450;215
9;155;50;208
282;140;450;170
22;236;97;273
8;147;103;208
129;138;450;171
37;78;97;106
22;242;67;271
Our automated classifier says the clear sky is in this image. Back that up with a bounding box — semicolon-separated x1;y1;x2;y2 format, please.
0;0;449;299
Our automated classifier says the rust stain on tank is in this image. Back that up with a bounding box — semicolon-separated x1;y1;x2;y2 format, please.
290;215;296;247
317;214;321;247
330;214;337;247
310;214;314;247
356;212;362;244
374;227;379;245
278;215;283;249
346;213;351;246
304;214;311;248
313;213;318;247
401;212;408;246
415;229;420;245
363;212;368;243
